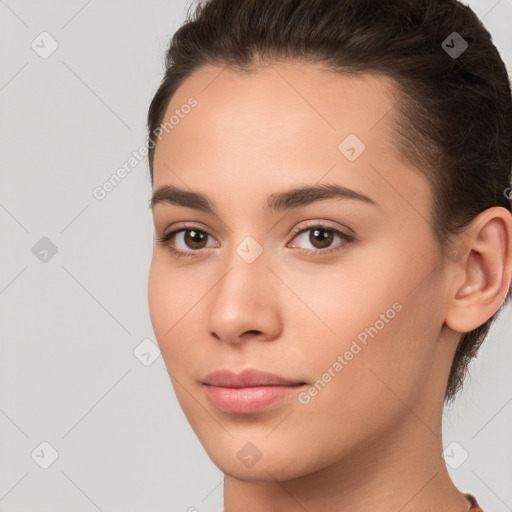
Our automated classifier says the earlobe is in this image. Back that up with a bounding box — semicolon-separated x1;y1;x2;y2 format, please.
445;207;512;334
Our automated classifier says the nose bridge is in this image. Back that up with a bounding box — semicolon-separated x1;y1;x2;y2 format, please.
214;232;270;306
205;232;281;342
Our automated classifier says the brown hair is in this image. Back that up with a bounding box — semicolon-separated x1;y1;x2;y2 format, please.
146;0;512;403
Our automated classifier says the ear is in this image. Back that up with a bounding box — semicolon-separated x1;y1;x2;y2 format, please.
445;207;512;334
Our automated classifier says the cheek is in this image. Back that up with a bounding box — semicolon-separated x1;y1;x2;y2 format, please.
147;254;200;371
284;243;442;407
147;259;210;440
272;271;441;469
147;254;172;340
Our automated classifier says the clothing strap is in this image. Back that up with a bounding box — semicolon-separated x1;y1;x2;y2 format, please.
465;493;484;512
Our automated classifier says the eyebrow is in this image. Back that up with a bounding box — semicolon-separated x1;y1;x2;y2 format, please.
149;183;378;214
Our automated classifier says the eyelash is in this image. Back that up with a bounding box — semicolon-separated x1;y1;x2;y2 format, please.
155;222;354;259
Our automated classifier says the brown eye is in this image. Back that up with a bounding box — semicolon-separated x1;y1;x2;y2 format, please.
155;226;218;258
182;229;208;249
308;227;335;249
289;223;353;255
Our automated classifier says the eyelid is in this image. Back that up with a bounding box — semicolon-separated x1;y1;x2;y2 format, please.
288;219;353;241
160;221;213;239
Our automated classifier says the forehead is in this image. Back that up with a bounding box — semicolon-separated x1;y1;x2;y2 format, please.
151;62;428;219
155;62;402;159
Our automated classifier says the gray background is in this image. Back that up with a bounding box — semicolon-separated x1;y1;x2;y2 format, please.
0;1;511;511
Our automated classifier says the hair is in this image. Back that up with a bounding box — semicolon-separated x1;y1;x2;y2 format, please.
146;0;512;403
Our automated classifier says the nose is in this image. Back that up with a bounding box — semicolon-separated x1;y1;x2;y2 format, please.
205;250;283;345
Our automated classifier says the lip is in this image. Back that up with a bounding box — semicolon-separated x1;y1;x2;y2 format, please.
201;368;307;414
202;368;306;387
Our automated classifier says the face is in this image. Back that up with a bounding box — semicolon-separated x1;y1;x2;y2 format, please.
148;62;451;481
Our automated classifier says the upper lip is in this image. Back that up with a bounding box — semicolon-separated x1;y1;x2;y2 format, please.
201;368;306;388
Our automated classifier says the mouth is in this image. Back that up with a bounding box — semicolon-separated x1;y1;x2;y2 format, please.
201;368;307;414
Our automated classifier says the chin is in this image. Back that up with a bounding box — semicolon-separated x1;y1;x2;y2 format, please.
198;436;314;482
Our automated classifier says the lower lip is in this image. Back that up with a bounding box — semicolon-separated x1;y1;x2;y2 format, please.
203;384;305;414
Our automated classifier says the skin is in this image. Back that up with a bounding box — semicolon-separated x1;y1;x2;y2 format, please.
147;61;512;512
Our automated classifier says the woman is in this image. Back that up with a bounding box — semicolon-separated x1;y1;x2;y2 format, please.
146;0;511;510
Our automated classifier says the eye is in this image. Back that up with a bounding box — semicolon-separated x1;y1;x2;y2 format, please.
155;221;354;259
288;222;354;256
155;226;218;259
